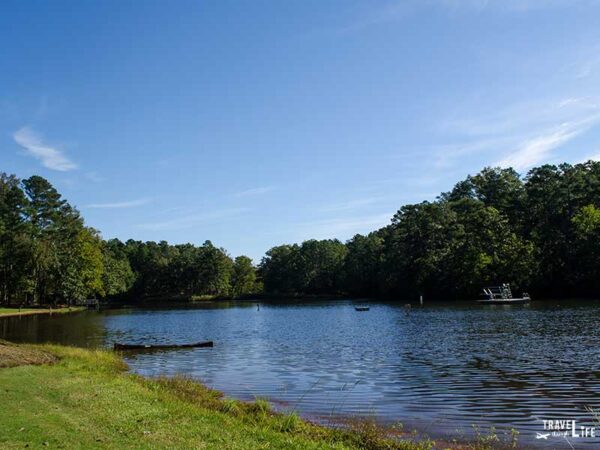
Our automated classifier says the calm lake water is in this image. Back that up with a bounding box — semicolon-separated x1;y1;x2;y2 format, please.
2;299;600;449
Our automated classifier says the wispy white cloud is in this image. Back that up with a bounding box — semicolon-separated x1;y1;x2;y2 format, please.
231;186;274;198
138;207;250;231
435;0;580;12
431;136;515;169
86;199;151;209
13;126;77;171
442;97;599;138
494;120;594;170
322;0;583;36
435;97;600;171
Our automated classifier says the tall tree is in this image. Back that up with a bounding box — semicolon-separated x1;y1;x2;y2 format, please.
21;176;68;303
102;240;135;297
231;256;257;298
0;174;32;305
344;233;384;296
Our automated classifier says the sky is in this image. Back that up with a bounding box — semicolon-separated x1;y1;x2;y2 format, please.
2;0;600;261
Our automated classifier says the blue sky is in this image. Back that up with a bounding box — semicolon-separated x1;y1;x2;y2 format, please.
2;0;600;261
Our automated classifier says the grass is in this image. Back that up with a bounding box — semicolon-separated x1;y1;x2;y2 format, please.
0;340;59;368
0;341;437;450
0;306;85;317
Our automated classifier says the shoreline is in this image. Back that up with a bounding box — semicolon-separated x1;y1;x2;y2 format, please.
0;341;504;449
0;306;86;318
104;295;600;308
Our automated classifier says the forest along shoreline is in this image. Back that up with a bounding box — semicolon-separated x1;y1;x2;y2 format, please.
0;340;511;450
3;162;600;311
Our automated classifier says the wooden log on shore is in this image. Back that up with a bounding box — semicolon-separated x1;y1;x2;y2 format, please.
113;341;213;350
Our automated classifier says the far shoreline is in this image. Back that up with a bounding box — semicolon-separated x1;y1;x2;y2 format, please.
0;306;86;319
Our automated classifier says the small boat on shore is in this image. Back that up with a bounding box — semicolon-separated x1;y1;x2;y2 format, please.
477;284;531;304
354;306;370;311
113;341;213;350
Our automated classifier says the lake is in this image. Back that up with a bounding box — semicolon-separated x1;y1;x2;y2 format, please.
2;299;599;449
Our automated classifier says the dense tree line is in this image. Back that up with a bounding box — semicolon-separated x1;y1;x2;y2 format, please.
109;239;259;300
0;173;259;305
3;161;600;305
260;162;600;300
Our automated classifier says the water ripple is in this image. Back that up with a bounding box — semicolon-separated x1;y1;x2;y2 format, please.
2;299;600;448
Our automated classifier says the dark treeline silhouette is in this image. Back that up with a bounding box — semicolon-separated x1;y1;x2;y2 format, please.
3;161;600;305
260;162;600;300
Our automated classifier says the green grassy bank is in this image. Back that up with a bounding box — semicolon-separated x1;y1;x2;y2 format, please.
0;342;441;449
